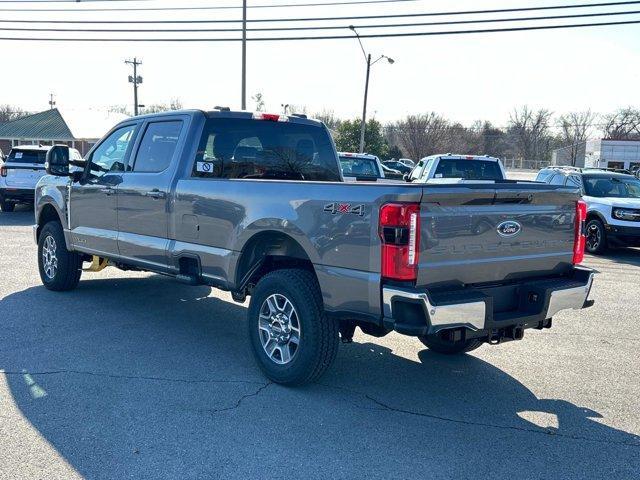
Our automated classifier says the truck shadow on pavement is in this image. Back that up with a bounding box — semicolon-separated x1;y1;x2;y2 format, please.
0;207;34;226
1;275;638;479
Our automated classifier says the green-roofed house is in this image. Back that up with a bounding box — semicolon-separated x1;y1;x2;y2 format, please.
0;108;129;157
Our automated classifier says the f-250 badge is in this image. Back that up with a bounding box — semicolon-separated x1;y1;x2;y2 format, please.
324;203;365;216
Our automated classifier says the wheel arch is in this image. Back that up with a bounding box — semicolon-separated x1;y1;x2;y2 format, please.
233;230;317;295
36;202;65;243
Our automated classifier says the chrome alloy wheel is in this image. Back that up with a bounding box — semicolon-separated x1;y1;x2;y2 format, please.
42;235;58;279
258;293;301;365
586;223;601;251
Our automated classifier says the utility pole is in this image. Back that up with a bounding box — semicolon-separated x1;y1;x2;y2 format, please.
241;0;247;110
359;54;371;154
125;57;143;116
48;93;56;110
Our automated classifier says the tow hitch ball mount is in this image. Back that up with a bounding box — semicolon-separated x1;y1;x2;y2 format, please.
488;325;526;345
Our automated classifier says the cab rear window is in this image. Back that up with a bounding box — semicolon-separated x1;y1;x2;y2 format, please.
8;149;46;164
434;159;502;180
192;118;341;181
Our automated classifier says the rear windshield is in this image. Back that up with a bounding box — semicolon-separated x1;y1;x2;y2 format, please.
339;156;382;178
192;118;341;181
434;159;503;180
583;175;640;198
7;149;46;164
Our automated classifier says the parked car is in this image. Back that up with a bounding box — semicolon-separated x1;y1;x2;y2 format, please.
536;166;640;253
34;109;594;385
383;160;412;175
407;154;507;183
398;158;415;167
380;163;404;179
338;152;388;181
0;145;81;212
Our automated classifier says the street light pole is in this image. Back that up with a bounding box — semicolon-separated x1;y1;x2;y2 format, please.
359;53;371;154
241;0;247;110
349;26;394;155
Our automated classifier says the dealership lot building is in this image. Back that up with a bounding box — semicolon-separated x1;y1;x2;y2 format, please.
0;108;128;157
552;138;640;170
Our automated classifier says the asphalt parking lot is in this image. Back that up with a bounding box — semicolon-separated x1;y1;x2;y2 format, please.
1;205;639;480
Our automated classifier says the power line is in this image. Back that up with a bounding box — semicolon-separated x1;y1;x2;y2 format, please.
0;18;637;41
0;0;419;11
0;9;637;33
0;1;638;23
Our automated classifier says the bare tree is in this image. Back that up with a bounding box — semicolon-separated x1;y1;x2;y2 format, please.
251;92;265;112
389;113;451;160
141;98;184;115
0;104;26;123
508;106;553;161
558;110;596;166
313;109;342;131
603;107;640;140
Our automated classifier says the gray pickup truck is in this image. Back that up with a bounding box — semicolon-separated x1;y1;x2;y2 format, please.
34;109;595;385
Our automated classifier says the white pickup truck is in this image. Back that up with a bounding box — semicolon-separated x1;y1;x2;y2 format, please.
407;154;507;184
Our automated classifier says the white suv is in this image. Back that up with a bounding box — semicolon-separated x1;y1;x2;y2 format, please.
0;145;82;212
536;167;640;253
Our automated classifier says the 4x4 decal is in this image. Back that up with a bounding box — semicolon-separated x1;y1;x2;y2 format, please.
323;203;365;216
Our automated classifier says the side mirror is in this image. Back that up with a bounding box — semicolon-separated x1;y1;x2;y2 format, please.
403;173;411;182
45;145;70;176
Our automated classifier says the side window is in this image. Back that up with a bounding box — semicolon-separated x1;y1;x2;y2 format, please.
88;125;137;177
565;175;583;189
132;121;183;173
550;174;566;186
536;170;552;182
192;118;341;181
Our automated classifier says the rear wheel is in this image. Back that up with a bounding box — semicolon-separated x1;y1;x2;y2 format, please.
38;221;83;291
247;269;339;385
0;199;15;212
585;218;607;254
419;335;483;355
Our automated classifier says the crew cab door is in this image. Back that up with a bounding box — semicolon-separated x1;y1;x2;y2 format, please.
116;119;185;269
69;123;138;256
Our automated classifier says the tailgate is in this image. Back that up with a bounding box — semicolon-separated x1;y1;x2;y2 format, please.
4;162;45;188
417;183;579;288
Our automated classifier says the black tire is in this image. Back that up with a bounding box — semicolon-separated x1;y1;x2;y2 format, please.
38;221;83;291
419;335;483;355
247;268;339;385
585;218;607;254
0;199;15;212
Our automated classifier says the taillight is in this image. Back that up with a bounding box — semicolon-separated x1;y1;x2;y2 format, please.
573;200;587;264
0;165;6;177
379;203;420;281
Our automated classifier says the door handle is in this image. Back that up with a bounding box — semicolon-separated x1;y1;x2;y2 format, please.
144;189;166;199
100;186;115;195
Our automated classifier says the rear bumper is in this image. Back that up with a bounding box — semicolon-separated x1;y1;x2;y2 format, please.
382;266;595;340
0;187;34;203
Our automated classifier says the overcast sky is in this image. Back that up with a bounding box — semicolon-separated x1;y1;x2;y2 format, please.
1;0;639;128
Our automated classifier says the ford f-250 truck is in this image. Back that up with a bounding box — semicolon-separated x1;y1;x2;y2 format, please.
34;109;595;385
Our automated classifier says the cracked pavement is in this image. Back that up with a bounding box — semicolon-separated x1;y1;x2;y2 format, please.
1;207;639;479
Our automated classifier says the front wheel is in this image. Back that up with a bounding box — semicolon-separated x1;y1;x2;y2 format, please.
38;221;83;291
419;335;483;354
247;269;339;385
585;218;607;254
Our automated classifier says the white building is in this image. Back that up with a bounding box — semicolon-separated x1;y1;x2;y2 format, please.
552;139;640;170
